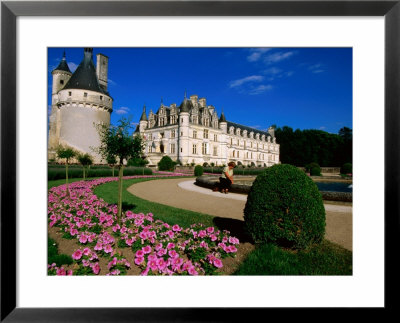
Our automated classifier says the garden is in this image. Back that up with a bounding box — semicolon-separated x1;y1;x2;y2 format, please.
48;118;352;276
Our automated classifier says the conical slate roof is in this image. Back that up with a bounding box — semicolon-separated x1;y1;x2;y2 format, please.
63;48;109;95
219;111;227;122
53;51;71;73
140;105;148;121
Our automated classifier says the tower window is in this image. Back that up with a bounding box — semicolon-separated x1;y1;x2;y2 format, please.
60;80;64;85
84;92;88;98
100;96;103;100
68;92;72;96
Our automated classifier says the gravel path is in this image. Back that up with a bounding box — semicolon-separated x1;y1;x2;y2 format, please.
127;178;352;250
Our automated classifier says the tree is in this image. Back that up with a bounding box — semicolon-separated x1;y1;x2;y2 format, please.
106;154;117;177
94;118;144;222
77;153;93;180
56;146;76;196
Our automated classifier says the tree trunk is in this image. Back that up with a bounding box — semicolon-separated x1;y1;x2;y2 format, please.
65;161;69;196
112;166;115;177
83;166;85;180
117;165;124;222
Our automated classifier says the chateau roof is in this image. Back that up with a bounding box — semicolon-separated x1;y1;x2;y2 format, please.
140;106;148;121
179;97;192;113
227;121;271;138
53;51;71;73
63;48;110;96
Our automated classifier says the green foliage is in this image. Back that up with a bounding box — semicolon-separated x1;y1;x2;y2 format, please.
340;163;352;174
128;157;149;167
203;162;209;167
56;146;76;161
305;162;321;176
48;166;152;180
157;156;175;171
244;164;326;249
194;165;204;176
77;153;93;166
94;118;144;165
274;126;352;167
48;237;73;266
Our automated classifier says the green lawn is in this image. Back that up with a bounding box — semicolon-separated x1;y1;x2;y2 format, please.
49;176;352;275
234;240;352;275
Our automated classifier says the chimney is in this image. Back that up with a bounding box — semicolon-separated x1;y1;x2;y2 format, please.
96;53;109;92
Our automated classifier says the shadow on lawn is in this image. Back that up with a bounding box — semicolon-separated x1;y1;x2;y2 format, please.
212;217;254;243
121;202;137;211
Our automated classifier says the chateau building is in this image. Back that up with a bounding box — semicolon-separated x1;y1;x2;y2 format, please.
136;94;280;167
48;48;113;163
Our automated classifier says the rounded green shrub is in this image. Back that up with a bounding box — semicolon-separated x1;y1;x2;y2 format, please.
340;163;352;175
305;162;321;176
194;165;204;176
244;164;326;249
157;156;175;171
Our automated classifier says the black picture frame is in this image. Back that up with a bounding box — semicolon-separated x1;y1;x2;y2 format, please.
1;0;398;321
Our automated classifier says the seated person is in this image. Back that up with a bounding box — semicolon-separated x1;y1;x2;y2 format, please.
218;162;236;194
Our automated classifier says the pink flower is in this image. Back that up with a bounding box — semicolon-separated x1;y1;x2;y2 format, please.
79;235;88;244
142;245;152;254
157;248;167;257
139;231;147;239
135;250;144;258
157;261;167;271
210;234;218;242
213;258;223;268
135;257;144;265
188;266;199;276
148;260;158;271
56;268;66;275
206;227;215;234
94;243;103;251
77;210;85;216
168;250;178;259
83;248;91;256
72;249;83;260
172;224;181;232
198;230;206;238
148;254;157;262
103;245;113;254
167;243;175;250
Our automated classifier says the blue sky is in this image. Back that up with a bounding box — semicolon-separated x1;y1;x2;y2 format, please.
48;47;352;134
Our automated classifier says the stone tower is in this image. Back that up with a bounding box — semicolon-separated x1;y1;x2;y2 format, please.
48;48;113;163
178;93;191;165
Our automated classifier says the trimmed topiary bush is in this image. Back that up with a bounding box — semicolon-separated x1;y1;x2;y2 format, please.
194;165;204;177
244;164;326;249
340;163;352;175
305;162;321;176
157;156;175;171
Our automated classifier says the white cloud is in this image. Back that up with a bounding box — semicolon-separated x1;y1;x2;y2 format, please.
229;75;264;88
319;126;326;130
115;106;130;115
263;67;282;75
247;48;272;62
264;51;295;64
248;84;273;95
108;79;117;86
309;63;325;74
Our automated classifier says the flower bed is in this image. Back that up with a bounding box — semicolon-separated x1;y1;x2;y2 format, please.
48;175;240;276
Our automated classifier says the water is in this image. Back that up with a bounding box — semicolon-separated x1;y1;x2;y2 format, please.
315;182;353;193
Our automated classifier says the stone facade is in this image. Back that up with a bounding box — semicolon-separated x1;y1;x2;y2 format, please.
137;94;280;167
48;49;113;163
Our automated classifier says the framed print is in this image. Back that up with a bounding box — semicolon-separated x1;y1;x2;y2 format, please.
1;0;399;321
